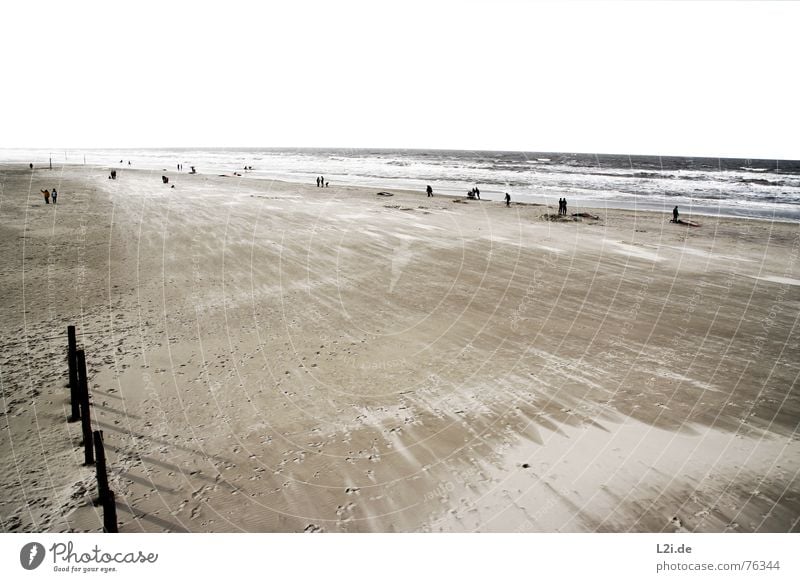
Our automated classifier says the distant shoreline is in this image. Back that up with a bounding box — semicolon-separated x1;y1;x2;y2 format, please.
4;162;798;224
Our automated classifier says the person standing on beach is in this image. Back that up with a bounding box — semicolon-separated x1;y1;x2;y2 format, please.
52;188;58;204
673;206;679;223
557;198;563;215
505;192;511;207
316;176;320;187
426;185;433;197
29;163;33;170
562;198;568;216
475;187;481;200
42;189;50;204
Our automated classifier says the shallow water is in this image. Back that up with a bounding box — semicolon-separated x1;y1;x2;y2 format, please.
3;147;800;221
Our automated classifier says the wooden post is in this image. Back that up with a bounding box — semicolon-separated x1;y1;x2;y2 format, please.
67;326;80;422
103;490;118;533
93;430;110;505
76;350;94;465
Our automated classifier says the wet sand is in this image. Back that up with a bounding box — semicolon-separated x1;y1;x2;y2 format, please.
1;164;798;532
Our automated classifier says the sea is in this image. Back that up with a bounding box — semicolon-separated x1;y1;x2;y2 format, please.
3;148;800;221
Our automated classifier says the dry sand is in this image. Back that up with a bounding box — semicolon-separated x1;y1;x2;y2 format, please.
1;164;798;533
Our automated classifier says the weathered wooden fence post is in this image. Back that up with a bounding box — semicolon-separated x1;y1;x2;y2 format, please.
93;430;110;505
103;490;118;533
76;350;94;465
67;326;80;422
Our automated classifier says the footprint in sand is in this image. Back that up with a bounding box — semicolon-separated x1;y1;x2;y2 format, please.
336;502;356;518
670;516;689;532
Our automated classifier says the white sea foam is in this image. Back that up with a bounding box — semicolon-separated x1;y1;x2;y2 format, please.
3;147;799;221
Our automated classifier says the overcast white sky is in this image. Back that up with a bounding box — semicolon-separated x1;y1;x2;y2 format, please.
1;0;797;158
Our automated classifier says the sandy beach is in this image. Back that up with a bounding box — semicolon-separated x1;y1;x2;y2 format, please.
1;164;798;533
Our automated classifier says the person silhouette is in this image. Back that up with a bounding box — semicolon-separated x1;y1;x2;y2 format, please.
563;198;568;216
426;185;433;197
52;188;58;204
475;187;480;200
673;206;679;223
316;176;320;187
505;192;511;207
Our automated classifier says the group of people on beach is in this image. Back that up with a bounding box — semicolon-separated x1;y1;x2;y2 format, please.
558;197;568;215
41;188;58;204
316;176;328;188
467;187;481;199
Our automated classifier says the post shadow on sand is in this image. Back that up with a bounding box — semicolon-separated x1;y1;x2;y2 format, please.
118;470;181;496
103;443;246;497
114;498;190;533
92;401;142;420
94;418;237;468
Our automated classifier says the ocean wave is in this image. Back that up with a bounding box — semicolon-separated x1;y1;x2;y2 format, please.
4;147;800;219
739;178;783;186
